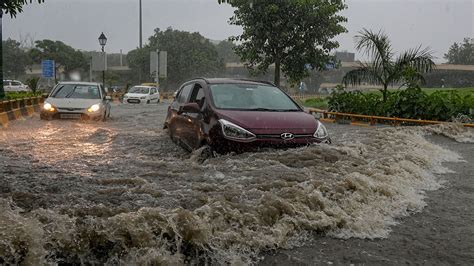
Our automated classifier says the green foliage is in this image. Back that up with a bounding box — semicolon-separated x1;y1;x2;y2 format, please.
25;76;40;93
214;40;240;63
127;27;224;90
328;88;474;121
4;91;42;100
444;38;474;65
29;40;88;78
220;0;347;86
303;97;328;109
1;0;44;17
2;38;31;79
343;29;435;102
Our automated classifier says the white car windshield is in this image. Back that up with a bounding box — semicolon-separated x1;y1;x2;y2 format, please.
51;84;101;99
128;87;150;94
210;83;300;111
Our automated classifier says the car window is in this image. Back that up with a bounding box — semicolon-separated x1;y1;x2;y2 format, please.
11;81;21;86
4;81;11;86
129;86;150;94
151;88;157;94
52;84;102;99
189;85;205;107
177;84;193;103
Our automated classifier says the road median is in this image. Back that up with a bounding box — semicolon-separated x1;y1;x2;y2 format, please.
0;97;44;128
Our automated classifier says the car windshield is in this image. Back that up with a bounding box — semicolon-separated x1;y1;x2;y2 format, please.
51;84;101;99
129;87;150;94
210;83;300;111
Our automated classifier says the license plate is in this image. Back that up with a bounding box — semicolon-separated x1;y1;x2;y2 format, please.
60;114;81;119
128;99;140;103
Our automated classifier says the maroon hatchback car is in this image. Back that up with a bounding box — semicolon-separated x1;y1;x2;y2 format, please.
164;78;330;154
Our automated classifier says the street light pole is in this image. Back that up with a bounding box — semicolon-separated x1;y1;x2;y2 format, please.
98;32;107;89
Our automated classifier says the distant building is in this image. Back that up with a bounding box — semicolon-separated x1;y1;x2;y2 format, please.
335;51;355;62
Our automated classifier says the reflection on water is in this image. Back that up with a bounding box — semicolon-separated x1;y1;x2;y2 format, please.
0;104;471;264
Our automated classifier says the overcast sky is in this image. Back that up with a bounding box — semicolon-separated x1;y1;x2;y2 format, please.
3;0;473;62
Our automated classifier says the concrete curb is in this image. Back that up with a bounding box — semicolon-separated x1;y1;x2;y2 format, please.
0;97;44;128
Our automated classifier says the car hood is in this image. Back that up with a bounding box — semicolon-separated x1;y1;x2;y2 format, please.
125;93;148;98
216;109;318;134
46;98;102;109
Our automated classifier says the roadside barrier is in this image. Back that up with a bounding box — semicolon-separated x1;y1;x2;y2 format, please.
0;96;45;128
308;108;474;128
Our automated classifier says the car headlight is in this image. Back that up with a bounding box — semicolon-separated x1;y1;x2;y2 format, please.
43;102;55;112
140;96;147;99
313;122;328;139
87;104;101;113
218;119;256;142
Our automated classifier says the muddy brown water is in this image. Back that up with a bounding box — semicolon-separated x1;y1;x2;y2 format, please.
0;103;472;264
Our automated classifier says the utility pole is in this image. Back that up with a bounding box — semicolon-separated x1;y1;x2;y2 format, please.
0;10;4;99
138;0;143;83
139;0;143;49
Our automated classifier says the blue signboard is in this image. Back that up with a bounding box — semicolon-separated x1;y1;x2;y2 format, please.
42;60;55;78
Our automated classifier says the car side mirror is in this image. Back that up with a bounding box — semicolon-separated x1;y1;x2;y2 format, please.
179;102;200;114
105;96;112;101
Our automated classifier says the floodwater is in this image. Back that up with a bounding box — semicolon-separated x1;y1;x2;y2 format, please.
0;103;472;264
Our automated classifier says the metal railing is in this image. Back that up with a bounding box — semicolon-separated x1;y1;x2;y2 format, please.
308;108;474;128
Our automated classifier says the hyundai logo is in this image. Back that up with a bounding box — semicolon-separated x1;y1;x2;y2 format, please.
281;133;294;140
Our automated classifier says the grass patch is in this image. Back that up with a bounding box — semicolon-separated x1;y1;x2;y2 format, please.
303;97;328;109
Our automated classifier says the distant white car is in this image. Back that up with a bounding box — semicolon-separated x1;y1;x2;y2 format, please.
123;86;160;104
40;82;112;121
3;80;30;92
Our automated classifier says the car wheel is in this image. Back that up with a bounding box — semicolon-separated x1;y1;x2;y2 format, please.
146;100;150;104
194;145;214;163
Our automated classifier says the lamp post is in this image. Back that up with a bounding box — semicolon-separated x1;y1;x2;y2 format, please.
98;32;107;88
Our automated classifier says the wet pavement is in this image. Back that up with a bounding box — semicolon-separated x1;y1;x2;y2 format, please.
0;103;472;264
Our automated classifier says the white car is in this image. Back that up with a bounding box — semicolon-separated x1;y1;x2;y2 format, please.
123;86;160;104
40;82;112;121
3;80;30;92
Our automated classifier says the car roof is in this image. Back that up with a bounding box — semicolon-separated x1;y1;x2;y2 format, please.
192;78;275;86
58;81;101;86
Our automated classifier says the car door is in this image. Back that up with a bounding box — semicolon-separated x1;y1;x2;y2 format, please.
168;83;194;148
3;81;12;92
179;84;206;149
10;81;23;92
151;88;158;102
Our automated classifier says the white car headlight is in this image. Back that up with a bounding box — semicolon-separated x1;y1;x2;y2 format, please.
219;119;256;142
43;102;55;112
314;122;328;139
87;104;101;113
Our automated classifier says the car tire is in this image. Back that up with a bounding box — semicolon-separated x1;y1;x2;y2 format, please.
146;100;150;104
195;145;214;163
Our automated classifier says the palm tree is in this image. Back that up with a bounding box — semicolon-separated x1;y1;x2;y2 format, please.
343;29;435;102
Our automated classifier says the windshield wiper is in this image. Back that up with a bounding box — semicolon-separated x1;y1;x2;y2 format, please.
247;108;275;111
248;108;299;112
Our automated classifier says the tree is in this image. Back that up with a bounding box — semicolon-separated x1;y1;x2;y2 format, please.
128;27;224;89
342;29;435;102
2;39;31;79
444;38;474;65
29;40;88;82
214;40;240;63
1;0;45;98
218;0;347;87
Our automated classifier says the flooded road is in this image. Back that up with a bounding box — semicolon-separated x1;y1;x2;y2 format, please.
0;103;472;264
